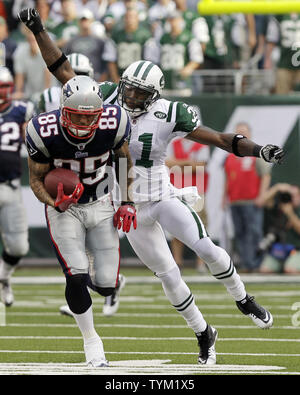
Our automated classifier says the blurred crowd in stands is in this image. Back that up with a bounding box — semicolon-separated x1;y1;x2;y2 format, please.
1;0;300;101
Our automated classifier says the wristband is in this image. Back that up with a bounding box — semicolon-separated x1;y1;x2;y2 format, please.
54;206;63;213
232;134;246;157
121;201;135;206
48;53;68;73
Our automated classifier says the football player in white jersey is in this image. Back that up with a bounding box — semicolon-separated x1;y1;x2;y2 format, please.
0;66;34;307
19;8;284;365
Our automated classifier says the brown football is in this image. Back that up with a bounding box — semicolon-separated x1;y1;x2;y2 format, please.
44;168;80;199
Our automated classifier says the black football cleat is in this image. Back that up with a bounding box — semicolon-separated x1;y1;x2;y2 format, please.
196;324;218;365
236;294;273;329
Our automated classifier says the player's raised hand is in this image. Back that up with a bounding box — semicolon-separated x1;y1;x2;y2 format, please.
54;182;84;212
113;203;137;233
260;144;284;164
18;8;45;35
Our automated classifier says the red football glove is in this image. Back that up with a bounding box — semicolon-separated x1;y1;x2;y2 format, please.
54;182;84;212
113;203;137;233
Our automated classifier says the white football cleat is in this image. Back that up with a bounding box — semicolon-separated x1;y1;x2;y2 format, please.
0;279;14;307
84;336;109;367
103;274;126;317
59;304;74;317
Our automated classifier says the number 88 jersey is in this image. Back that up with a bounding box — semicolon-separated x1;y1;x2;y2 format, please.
25;105;130;203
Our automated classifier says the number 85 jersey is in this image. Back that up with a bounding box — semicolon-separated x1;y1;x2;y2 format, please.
25;105;130;203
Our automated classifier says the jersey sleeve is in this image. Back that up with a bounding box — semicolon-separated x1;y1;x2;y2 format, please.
99;81;118;103
25;101;35;121
172;102;201;137
113;107;131;150
25;119;51;163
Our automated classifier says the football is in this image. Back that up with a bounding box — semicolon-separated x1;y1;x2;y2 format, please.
44;168;80;199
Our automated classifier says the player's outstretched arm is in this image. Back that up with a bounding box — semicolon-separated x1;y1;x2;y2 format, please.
186;125;284;164
18;8;75;85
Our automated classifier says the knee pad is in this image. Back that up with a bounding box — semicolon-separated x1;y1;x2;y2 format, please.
192;237;226;264
92;285;115;297
156;265;182;290
2;251;21;266
65;274;92;314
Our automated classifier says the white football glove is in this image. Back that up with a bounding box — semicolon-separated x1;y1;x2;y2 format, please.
260;144;284;164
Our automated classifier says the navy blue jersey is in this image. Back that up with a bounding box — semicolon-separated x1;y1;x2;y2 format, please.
26;104;130;203
0;100;34;182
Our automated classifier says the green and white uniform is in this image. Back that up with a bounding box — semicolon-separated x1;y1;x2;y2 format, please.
100;81;246;319
102;26;153;76
203;15;237;67
266;13;300;69
159;30;203;89
38;86;61;113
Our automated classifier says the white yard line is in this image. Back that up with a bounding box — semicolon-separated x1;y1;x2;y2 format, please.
3;323;299;329
5;312;293;318
10;275;300;285
0;361;298;375
0;350;299;358
0;337;298;342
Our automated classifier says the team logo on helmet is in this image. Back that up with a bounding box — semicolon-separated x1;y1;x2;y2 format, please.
159;75;165;89
63;83;74;100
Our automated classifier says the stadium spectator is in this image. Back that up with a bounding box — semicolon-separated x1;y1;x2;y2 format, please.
50;0;79;49
201;14;256;92
104;0;147;23
223;122;271;272
166;135;210;272
148;0;176;39
0;0;6;19
13;25;53;101
159;10;203;92
63;8;107;81
103;6;153;82
174;0;209;46
258;183;300;274
0;16;17;76
264;13;300;94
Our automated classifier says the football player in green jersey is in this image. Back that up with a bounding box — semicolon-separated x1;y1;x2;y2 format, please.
19;8;285;365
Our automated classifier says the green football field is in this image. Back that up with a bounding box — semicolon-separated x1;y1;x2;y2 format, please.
0;267;299;376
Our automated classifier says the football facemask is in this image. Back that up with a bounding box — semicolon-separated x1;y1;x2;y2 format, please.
60;75;103;139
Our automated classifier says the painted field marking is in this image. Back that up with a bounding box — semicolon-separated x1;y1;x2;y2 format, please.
5;312;293;319
0;350;299;358
0;336;299;342
0;360;291;375
3;323;299;329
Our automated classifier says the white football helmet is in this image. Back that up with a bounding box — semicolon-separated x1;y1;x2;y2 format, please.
118;60;165;116
67;53;94;78
0;66;14;111
60;76;103;139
